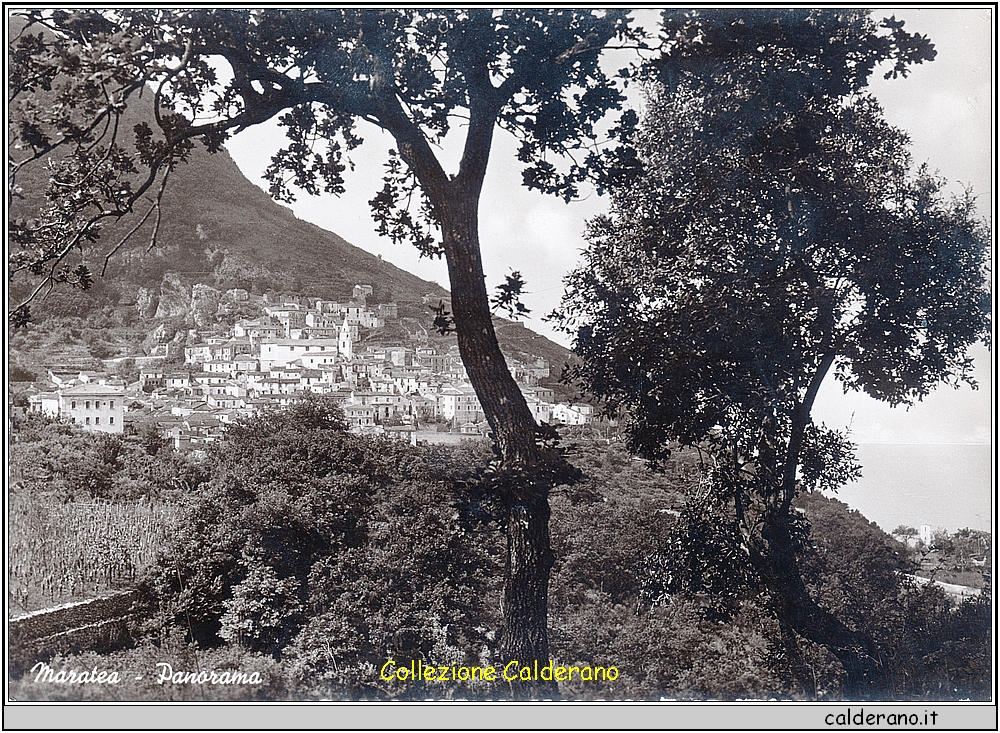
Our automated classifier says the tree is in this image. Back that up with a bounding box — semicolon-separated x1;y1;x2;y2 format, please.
142;396;502;698
8;9;641;682
143;395;393;647
556;9;990;696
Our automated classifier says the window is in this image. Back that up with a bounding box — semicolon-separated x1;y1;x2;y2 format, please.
71;401;77;409
95;417;100;425
110;400;115;409
109;417;114;425
85;401;91;409
85;417;91;425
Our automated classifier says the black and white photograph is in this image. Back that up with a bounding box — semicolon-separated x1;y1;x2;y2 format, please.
6;6;994;726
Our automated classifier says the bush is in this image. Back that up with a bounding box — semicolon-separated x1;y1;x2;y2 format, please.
219;566;303;652
138;396;502;700
10;413;205;502
9;364;37;382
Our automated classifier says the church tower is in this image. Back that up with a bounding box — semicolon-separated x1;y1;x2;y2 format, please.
338;317;356;360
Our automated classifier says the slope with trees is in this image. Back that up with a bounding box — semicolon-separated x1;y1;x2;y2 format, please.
9;401;989;699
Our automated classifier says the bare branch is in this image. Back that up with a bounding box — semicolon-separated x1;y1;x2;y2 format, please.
101;206;151;276
146;180;167;252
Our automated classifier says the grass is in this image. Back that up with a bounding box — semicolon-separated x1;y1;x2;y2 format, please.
8;493;176;616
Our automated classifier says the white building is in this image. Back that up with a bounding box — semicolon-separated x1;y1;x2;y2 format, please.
234;318;283;344
344;404;375;429
259;338;340;370
338;319;356;360
919;525;946;547
552;403;595;426
436;385;484;425
525;396;552;425
31;383;125;433
28;392;61;417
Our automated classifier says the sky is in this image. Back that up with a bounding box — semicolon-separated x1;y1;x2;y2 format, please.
224;8;994;445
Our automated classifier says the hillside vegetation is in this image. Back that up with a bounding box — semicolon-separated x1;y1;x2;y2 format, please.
10;86;446;314
8;405;990;701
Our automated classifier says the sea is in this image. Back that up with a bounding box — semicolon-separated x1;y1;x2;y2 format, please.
823;443;994;534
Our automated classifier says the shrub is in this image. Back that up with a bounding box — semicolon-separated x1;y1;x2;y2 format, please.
219;565;303;652
138;396;501;699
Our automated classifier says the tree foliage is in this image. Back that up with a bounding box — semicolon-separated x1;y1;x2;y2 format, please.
797;493;992;700
549;439;992;701
556;8;990;695
10;411;207;502
10;422;990;700
137;397;504;698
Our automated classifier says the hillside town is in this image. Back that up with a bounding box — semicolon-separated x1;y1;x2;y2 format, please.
27;284;595;449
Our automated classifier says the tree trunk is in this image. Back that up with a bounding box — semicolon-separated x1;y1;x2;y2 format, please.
438;190;556;697
755;353;886;697
498;476;556;697
390;89;557;694
761;511;885;698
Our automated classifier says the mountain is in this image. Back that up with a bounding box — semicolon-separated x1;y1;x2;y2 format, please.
9;82;573;379
7;12;446;312
12;109;447;313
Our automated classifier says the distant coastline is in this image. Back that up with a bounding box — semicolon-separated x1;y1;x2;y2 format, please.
853;441;992;446
825;442;992;534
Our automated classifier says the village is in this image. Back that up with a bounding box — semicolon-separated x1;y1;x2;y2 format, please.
27;284;595;449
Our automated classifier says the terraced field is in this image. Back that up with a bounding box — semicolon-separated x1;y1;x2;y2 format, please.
8;494;175;616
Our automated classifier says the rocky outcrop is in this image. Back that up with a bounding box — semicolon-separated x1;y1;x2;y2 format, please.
153;273;191;320
151;322;176;343
191;283;222;327
136;287;159;320
143;276;222;326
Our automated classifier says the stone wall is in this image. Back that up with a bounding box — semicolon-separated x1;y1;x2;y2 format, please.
9;591;140;671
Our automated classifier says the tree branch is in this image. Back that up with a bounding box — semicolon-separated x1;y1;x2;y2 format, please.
779;352;837;512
